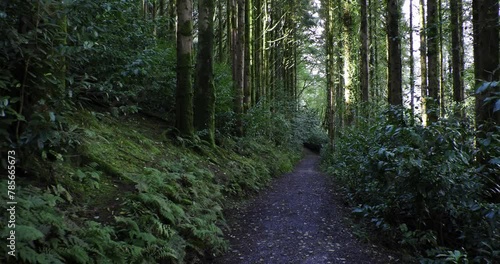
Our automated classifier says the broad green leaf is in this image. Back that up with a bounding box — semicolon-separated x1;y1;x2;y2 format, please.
476;82;491;94
494;100;500;113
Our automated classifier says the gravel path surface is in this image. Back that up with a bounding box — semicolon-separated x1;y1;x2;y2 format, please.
213;149;399;264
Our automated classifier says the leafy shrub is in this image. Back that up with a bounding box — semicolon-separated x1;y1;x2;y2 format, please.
292;109;329;150
323;109;500;262
243;100;327;151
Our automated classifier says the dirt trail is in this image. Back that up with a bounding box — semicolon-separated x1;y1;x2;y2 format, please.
213;149;398;264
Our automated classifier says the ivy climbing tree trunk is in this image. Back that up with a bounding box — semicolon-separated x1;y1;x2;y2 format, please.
194;0;215;146
175;0;194;137
387;0;402;106
360;0;369;105
323;0;335;143
335;0;345;129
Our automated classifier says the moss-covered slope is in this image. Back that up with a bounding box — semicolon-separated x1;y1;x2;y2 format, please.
0;111;300;264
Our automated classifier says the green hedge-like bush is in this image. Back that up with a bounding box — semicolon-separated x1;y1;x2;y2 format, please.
323;111;500;262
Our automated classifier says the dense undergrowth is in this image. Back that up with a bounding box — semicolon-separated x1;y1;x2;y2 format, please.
322;108;500;263
0;110;302;264
0;1;329;262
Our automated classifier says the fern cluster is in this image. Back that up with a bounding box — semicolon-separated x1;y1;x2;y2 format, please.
0;108;300;263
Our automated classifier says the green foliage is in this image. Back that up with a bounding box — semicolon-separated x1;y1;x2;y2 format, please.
214;63;235;137
244;101;295;146
0;180;128;264
292;109;329;147
0;110;300;263
243;101;327;154
323;109;500;262
0;0;71;152
67;0;176;115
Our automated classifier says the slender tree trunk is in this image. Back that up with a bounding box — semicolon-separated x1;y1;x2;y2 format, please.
194;0;215;145
419;0;428;123
368;0;377;102
438;0;445;117
387;0;402;106
426;0;440;123
371;0;381;102
336;0;345;129
323;0;335;143
175;0;194;137
233;0;245;136
263;0;270;102
254;0;262;103
410;0;415;122
217;0;224;62
244;0;251;111
450;0;464;117
360;0;370;105
228;0;234;65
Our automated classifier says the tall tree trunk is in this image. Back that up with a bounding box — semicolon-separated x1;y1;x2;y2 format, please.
426;0;440;123
228;0;235;65
217;0;224;62
194;0;215;145
244;0;251;111
438;0;445;117
360;0;370;104
323;0;335;142
419;0;428;123
233;0;245;136
263;0;270;103
387;0;402;106
175;0;194;137
450;0;464;116
410;0;415;122
336;0;345;129
369;0;379;102
473;0;500;141
254;0;262;103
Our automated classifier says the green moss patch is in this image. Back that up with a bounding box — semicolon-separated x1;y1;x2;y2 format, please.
0;110;300;264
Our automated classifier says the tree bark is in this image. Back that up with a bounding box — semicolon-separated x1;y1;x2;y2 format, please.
360;0;370;104
232;0;245;136
175;0;194;137
244;0;251;111
450;0;464;116
387;0;402;106
336;0;345;129
194;0;215;145
410;0;415;122
426;0;440;123
419;0;428;123
473;0;500;137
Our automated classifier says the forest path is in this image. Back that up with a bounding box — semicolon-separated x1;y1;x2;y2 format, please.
213;149;398;264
